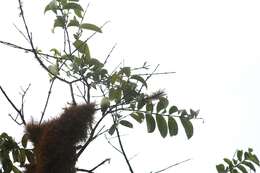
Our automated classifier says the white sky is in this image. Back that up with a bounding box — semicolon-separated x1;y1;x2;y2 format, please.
0;0;260;173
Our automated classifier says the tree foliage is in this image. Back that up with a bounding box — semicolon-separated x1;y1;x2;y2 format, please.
0;0;259;173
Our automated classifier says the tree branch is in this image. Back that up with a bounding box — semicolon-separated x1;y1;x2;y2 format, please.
0;85;26;125
153;158;191;173
39;79;55;124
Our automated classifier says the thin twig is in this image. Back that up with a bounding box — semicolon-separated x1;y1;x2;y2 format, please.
115;125;134;173
0;85;26;125
8;113;23;125
69;83;77;105
105;134;123;154
20;83;31;117
76;158;110;172
104;43;117;64
136;71;176;76
153;158;191;173
13;23;29;43
39;79;55;124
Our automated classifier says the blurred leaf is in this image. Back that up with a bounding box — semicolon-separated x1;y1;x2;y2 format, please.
19;149;26;166
63;2;83;11
131;75;147;88
48;65;59;76
119;120;133;128
44;0;58;14
137;98;146;110
68;17;79;27
224;158;233;168
180;117;193;139
108;124;117;135
100;97;110;113
12;165;22;173
237;165;248;173
146;101;153;113
130;112;144;123
216;164;226;173
156;114;168;138
242;161;256;172
81;23;102;33
54;16;66;28
146;113;156;133
73;40;90;58
237;150;243;161
231;169;238;173
25;150;34;163
169;105;178;114
168;116;178;136
2;159;12;173
156;97;168;113
120;67;131;77
21;134;28;148
109;88;122;102
12;149;19;163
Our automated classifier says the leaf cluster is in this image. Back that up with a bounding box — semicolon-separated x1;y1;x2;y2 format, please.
216;148;260;173
0;133;34;173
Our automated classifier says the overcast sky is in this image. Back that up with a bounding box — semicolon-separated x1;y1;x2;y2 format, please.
0;0;260;172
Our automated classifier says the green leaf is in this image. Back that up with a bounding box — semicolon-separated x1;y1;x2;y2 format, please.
44;0;58;14
137;98;146;110
119;120;133;128
250;154;260;166
21;134;28;148
146;113;156;133
216;164;226;173
12;149;19;163
2;159;13;173
108;124;117;135
242;161;256;172
48;65;59;76
109;88;122;102
146;101;153;113
67;17;80;27
131;75;147;88
120;67;131;77
180;117;193;139
54;16;66;28
169;105;178;114
81;23;102;33
156;114;168;138
237;150;243;161
74;9;82;18
19;149;26;166
168;116;178;136
237;165;248;173
63;2;83;11
156;97;169;113
12;165;22;173
224;158;233;168
73;40;90;58
100;97;110;113
231;169;239;173
130;112;144;123
25;150;34;163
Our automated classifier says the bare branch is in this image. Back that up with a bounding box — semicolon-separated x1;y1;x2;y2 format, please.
137;71;176;76
0;85;26;125
39;79;55;124
152;158;191;173
76;158;110;172
115;124;134;173
104;43;117;65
